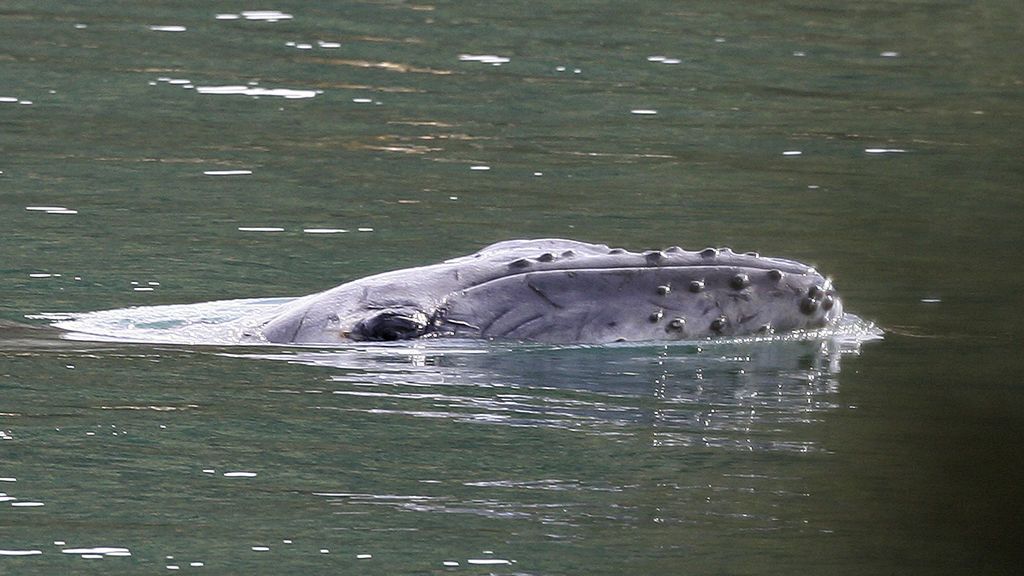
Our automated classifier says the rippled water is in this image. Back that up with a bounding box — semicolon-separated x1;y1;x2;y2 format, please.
2;1;1022;574
1;330;873;573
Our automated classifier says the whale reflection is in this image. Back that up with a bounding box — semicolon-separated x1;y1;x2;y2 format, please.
224;333;874;452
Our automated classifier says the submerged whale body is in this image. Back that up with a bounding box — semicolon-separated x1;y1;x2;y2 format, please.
250;239;843;344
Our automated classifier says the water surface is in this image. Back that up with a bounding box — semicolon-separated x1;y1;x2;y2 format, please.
2;1;1022;574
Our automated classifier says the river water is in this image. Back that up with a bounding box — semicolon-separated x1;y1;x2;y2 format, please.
1;1;1022;574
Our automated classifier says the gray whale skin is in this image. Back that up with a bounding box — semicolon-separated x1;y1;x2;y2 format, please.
251;238;843;344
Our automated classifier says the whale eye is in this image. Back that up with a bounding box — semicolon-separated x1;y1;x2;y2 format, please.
352;311;428;341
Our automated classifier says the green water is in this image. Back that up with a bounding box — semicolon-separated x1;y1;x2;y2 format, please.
2;1;1022;574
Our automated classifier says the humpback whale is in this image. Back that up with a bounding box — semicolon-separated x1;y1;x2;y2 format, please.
249;239;843;344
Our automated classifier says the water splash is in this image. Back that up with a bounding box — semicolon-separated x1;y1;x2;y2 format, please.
33;297;292;345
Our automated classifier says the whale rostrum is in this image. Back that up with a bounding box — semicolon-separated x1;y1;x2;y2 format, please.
251;238;843;344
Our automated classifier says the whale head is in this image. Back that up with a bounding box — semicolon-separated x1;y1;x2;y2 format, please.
256;239;843;344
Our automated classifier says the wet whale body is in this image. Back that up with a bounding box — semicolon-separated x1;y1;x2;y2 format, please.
251;239;842;345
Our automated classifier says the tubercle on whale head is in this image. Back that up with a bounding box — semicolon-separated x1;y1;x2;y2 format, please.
493;243;818;279
798;276;844;328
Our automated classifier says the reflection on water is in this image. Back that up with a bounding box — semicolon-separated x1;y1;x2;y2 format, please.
458;54;512;66
194;86;321;100
215;11;293;22
151;77;323;99
231;335;870;454
1;97;33;105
